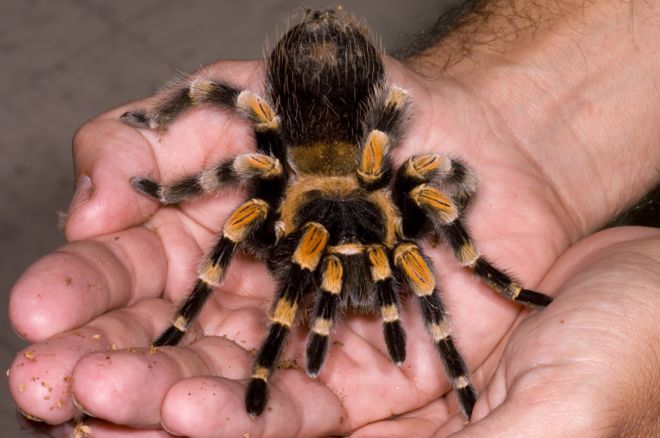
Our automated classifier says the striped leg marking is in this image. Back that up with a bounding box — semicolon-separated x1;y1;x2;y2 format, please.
442;220;553;308
306;255;343;377
131;153;283;205
410;184;458;226
232;153;283;180
153;199;269;347
236;91;280;132
400;154;452;183
120;77;285;159
368;86;410;140
394;154;477;239
246;222;329;416
393;243;436;296
398;154;476;207
357;130;391;189
357;87;410;190
368;245;406;365
395;154;551;309
235;90;285;159
121;78;240;129
394;242;477;418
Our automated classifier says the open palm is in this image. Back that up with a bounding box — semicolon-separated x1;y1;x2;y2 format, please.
9;58;651;438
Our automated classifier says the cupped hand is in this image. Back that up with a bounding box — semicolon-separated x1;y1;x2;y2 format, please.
353;226;660;437
8;58;615;437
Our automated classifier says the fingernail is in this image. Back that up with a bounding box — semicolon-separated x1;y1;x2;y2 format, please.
68;175;94;214
161;421;186;436
71;396;95;418
15;407;44;423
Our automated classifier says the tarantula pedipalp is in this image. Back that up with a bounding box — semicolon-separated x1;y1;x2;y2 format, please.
121;9;553;419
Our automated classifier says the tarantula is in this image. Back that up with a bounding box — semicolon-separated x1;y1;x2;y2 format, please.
120;9;552;418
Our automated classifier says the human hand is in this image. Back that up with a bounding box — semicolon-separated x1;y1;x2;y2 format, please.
8;54;577;437
352;226;660;437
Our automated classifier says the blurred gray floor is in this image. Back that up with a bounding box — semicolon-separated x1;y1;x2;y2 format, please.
0;0;446;435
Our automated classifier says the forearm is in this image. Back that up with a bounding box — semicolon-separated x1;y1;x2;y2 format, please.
408;0;660;236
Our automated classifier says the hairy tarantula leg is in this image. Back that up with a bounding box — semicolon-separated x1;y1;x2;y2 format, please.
394;154;477;234
394;242;477;419
131;153;285;205
367;245;406;364
370;87;410;137
357;130;392;190
153;199;269;346
393;155;551;307
357;87;410;190
442;220;553;308
246;222;329;417
306;255;343;377
234;90;286;161
409;183;460;225
120;77;285;160
120;78;240;129
406;183;551;307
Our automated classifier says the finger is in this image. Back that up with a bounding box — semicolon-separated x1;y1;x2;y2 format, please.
161;371;345;438
462;227;660;437
65;60;261;241
349;304;521;438
348;398;462;438
145;207;275;306
8;298;171;424
15;415;175;438
74;420;175;438
66;104;247;240
15;411;75;438
9;226;166;342
456;367;586;438
71;336;252;428
322;296;459;428
65;117;160;241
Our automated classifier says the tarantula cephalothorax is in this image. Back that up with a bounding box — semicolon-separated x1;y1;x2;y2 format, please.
121;9;552;418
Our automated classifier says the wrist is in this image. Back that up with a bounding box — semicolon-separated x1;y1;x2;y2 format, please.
408;0;660;237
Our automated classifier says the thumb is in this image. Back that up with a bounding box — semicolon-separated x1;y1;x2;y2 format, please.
455;226;660;438
455;364;596;437
64;112;159;241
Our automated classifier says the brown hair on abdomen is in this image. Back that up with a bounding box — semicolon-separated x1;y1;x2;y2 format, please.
267;9;384;147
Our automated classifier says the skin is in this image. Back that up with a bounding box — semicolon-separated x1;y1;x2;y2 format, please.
8;1;660;437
